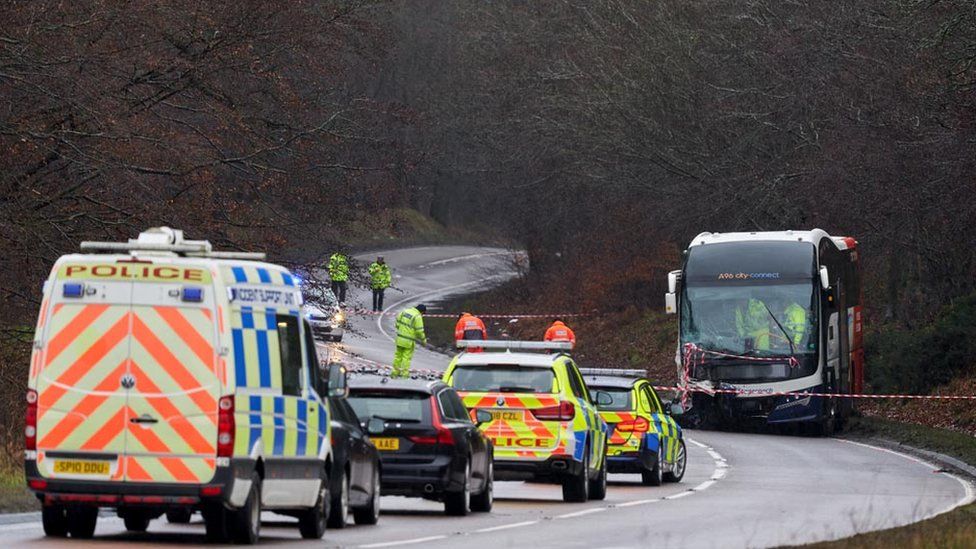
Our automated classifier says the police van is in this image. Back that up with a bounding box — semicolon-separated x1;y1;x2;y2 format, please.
24;228;334;543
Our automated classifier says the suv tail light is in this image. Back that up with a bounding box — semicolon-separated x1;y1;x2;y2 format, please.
408;398;454;446
25;390;38;451
217;396;235;457
616;416;651;433
531;401;575;422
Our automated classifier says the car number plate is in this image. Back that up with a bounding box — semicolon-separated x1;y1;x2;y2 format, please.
53;460;110;476
372;437;400;451
491;410;523;422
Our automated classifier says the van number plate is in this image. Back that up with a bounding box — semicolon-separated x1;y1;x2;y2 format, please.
491;410;523;422
53;460;110;476
372;438;400;451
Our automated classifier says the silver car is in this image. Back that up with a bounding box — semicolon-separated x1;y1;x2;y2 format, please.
304;292;345;342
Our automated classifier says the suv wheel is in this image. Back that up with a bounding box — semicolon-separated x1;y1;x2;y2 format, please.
663;439;687;483
298;473;330;539
353;467;381;525
588;448;608;500
444;461;471;516
327;469;350;529
642;443;663;486
471;457;493;512
562;447;590;502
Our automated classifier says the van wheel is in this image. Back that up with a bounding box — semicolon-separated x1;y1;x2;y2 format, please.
353;467;381;525
663;439;687;483
41;505;68;537
66;506;98;539
231;473;261;545
298;474;329;539
471;457;493;513
562;449;590;502
166;508;193;524
588;450;607;501
327;469;349;529
122;511;151;532
202;504;228;543
642;444;663;486
444;461;471;516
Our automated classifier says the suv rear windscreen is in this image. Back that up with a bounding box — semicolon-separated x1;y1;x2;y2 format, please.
348;391;430;424
452;365;555;393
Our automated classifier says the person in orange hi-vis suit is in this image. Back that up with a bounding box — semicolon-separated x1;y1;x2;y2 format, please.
544;318;576;348
455;312;487;352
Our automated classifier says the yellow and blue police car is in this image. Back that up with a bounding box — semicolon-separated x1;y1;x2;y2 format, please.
580;368;686;486
25;227;338;543
443;340;610;502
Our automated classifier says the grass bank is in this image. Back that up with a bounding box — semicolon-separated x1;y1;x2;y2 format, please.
0;467;36;513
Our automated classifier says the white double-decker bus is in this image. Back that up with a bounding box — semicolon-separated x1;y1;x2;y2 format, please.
665;230;864;435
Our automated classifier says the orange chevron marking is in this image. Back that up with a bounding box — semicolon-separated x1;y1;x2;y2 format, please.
158;457;198;482
130;362;215;455
153;307;215;372
80;407;127;451
125;457;152;481
126;412;172;454
38;361;128;449
131;315;216;413
50;313;130;388
44;304;111;366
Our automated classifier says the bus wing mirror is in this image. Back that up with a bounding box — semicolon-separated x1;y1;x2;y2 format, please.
819;266;830;290
665;292;677;315
668;270;682;293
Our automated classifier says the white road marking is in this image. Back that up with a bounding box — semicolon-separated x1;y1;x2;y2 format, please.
556;508;606;519
474;520;539;533
359;535;449;548
693;480;716;491
665;491;694;500
376;272;515;344
615;498;660;508
420;252;510;268
838;439;976;520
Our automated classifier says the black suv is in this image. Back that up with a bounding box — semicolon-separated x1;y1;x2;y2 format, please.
347;377;494;516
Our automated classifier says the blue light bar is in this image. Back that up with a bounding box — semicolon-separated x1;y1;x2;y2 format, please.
62;283;84;298
182;287;204;302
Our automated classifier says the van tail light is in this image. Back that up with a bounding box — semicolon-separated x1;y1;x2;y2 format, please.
25;390;38;451
409;398;454;446
217;396;235;457
531;401;575;422
616;417;651;433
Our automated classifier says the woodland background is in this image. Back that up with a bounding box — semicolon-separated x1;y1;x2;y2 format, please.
2;0;976;460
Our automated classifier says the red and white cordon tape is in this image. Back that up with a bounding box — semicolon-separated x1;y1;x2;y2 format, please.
651;385;976;400
349;309;590;319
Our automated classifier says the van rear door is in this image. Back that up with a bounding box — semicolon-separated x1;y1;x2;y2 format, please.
35;273;133;483
125;271;219;484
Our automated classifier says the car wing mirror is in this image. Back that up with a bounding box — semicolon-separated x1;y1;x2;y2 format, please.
669;403;684;416
366;417;385;436
474;409;493;426
595;390;613;407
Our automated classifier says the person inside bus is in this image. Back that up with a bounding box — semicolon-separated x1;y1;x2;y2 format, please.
735;297;771;351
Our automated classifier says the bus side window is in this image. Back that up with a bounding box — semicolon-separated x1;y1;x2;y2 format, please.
275;315;303;397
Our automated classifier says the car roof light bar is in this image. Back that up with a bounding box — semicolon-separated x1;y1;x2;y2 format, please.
456;340;572;351
80;226;266;260
578;368;647;379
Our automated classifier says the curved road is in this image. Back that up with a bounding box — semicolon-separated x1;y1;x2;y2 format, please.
2;246;971;548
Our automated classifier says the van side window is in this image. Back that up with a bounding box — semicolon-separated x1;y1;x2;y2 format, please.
276;315;303;397
303;320;324;397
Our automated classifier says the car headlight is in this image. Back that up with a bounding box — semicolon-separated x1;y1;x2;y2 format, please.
333;311;345;323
